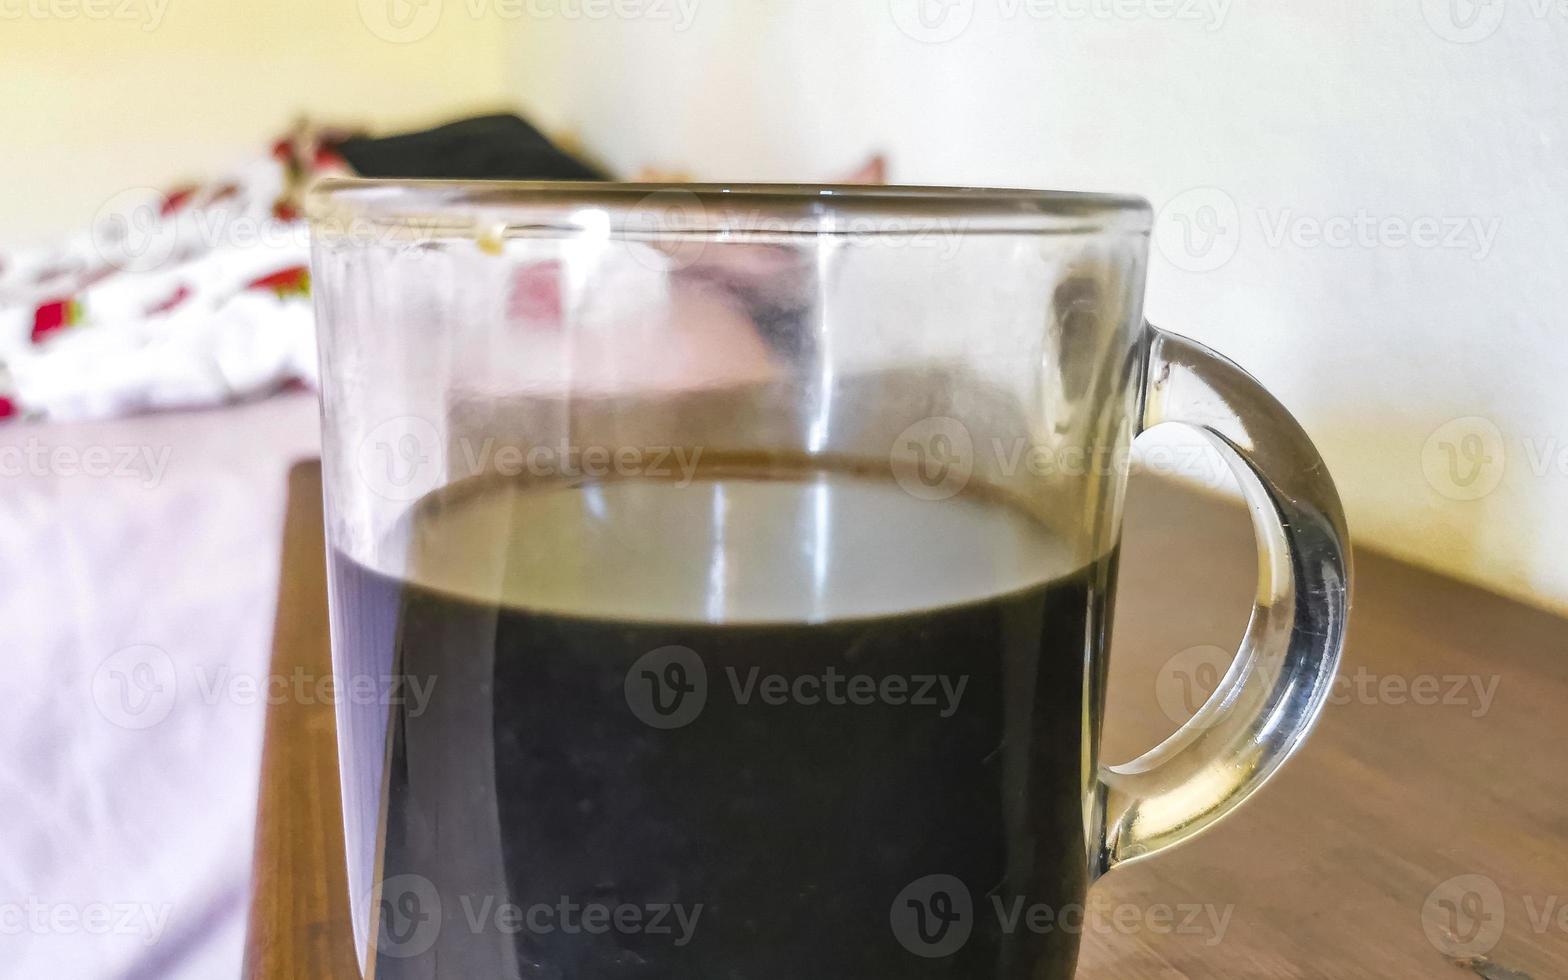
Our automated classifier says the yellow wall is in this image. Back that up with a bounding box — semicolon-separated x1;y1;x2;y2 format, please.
1;0;514;244
7;4;1566;616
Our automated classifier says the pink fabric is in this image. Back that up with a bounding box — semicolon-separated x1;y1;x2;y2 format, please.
0;391;319;977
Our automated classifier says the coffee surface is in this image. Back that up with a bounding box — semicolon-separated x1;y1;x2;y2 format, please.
330;460;1117;978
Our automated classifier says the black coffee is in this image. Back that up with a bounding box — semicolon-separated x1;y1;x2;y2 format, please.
330;458;1117;979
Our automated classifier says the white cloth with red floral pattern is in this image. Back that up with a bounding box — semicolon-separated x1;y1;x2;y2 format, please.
0;141;340;422
0;148;892;424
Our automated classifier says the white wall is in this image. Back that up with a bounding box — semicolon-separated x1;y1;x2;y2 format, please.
510;0;1568;614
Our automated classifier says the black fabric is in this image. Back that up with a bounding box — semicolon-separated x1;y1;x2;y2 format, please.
336;113;606;181
336;113;811;358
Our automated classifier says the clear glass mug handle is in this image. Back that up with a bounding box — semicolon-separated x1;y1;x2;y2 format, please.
1096;323;1352;875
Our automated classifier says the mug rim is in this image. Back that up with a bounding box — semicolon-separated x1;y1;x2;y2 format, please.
306;178;1153;239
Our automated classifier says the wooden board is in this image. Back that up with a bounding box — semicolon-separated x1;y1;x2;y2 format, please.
242;461;359;980
244;460;1568;978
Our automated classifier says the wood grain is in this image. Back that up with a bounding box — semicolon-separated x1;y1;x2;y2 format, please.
242;462;359;980
245;461;1568;978
1083;475;1568;978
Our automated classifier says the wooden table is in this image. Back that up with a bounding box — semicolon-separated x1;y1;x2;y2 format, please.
244;461;1568;978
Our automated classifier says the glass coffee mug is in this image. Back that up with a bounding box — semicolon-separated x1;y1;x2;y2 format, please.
308;181;1348;979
